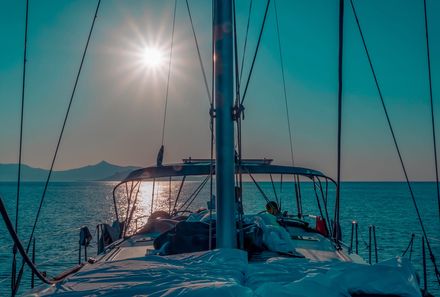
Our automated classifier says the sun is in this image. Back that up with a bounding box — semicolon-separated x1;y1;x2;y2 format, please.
141;47;165;68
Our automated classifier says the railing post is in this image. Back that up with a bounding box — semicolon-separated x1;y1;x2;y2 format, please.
373;225;378;263
31;238;35;289
78;241;81;264
355;222;359;254
350;221;355;253
422;237;427;294
368;225;372;264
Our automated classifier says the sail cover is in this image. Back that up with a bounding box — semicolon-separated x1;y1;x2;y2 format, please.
28;248;421;297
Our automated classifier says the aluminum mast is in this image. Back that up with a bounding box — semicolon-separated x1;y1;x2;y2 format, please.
213;0;237;248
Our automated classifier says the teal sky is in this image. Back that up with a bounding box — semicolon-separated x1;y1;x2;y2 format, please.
0;0;439;181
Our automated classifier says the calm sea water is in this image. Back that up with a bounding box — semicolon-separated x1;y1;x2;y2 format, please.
0;181;439;296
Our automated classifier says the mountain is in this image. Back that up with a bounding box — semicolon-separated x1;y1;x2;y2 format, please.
0;161;141;182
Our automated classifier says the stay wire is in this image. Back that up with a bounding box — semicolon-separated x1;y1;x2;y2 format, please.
239;0;253;86
349;0;440;284
423;0;440;220
273;0;301;215
13;1;102;293
274;0;294;166
181;176;210;213
334;0;344;239
15;0;29;235
233;0;245;250
185;0;212;104
12;0;29;291
248;173;270;204
208;0;214;250
161;0;177;146
240;0;271;105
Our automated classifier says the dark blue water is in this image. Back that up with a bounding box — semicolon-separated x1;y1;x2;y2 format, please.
0;181;439;296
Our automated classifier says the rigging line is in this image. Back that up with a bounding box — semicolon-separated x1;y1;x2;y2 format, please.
124;182;141;237
15;0;29;234
273;0;301;216
0;197;54;286
209;0;214;248
182;176;210;212
185;0;212;104
316;177;333;236
423;0;440;219
12;0;30;291
208;0;214;246
269;174;279;205
161;0;177;146
335;0;344;235
179;175;210;211
274;0;294;166
13;1;102;293
233;0;241;105
248;173;270;203
168;177;172;215
312;178;327;234
150;178;156;215
233;0;245;250
349;0;440;283
172;176;186;213
240;0;271;105
239;0;253;86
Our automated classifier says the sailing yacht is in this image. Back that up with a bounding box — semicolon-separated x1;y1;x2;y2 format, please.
0;0;433;296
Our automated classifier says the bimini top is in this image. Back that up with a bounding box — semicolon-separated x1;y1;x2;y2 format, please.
121;158;334;184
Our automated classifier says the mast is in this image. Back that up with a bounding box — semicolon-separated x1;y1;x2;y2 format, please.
213;0;237;248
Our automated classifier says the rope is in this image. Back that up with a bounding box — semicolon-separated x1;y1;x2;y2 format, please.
12;0;29;290
349;0;440;284
178;175;210;211
402;234;415;259
233;0;245;250
172;176;186;213
273;0;302;216
248;173;270;204
334;0;344;240
13;1;102;293
423;0;440;219
274;0;294;166
15;0;29;235
208;0;215;250
316;177;333;236
181;176;210;213
239;0;253;86
0;197;54;287
185;0;212;104
161;0;177;146
240;0;271;105
269;174;279;205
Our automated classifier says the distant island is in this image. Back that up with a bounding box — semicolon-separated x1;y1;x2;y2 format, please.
0;161;141;182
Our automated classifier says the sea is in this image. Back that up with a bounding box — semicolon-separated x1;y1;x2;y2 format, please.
0;181;439;296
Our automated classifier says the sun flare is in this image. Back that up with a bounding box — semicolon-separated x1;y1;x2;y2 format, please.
141;47;165;68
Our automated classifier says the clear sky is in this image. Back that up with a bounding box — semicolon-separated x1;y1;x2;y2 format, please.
0;0;439;181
